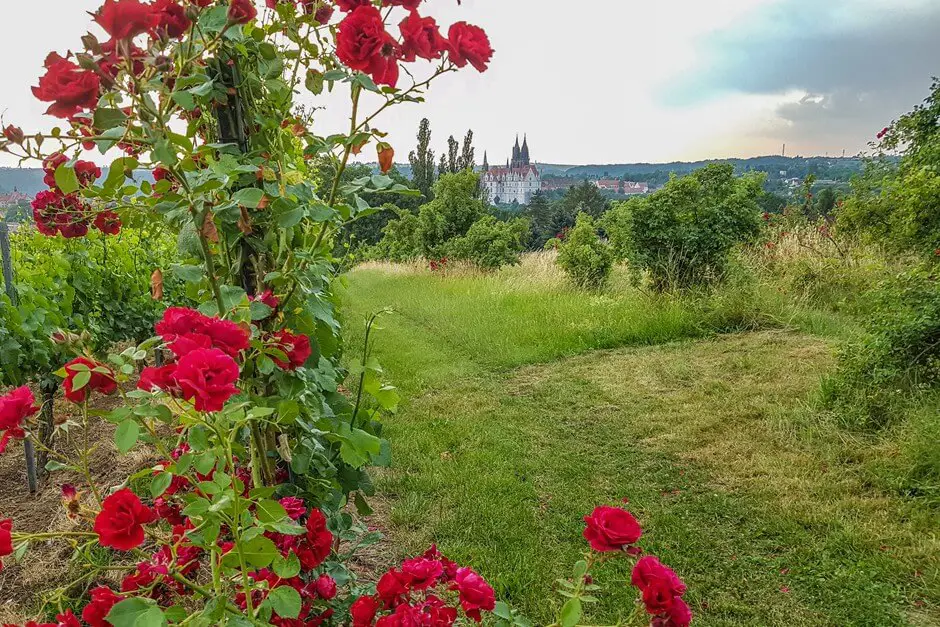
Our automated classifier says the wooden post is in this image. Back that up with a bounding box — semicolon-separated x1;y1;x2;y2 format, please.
36;379;58;475
0;220;37;494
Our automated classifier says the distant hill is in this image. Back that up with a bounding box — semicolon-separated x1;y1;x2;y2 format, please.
0;167;154;198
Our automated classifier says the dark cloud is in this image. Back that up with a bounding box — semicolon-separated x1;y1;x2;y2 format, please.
664;0;940;149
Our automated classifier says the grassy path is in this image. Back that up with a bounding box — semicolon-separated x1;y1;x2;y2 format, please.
342;265;938;626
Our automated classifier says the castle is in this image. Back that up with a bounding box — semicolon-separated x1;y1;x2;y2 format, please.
481;135;541;205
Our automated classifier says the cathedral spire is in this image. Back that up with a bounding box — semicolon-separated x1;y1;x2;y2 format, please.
521;135;530;166
482;151;489;172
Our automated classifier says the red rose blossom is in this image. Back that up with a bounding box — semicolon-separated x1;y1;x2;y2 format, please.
32;53;101;119
631;556;689;621
400;556;444;590
582;505;642;552
93;488;157;551
295;508;333;570
314;573;338;599
447;22;493;73
350;595;380;627
280;496;306;519
55;610;81;627
172;347;241;412
153;0;191;38
63;357;117;403
94;210;122;235
336;0;370;10
94;0;159;40
376;568;410;609
0;386;39;454
270;330;312;370
228;0;258;24
399;11;447;62
336;6;401;88
0;518;13;567
3;125;25;144
156;307;251;358
384;0;421;8
452;567;495;622
82;587;121;627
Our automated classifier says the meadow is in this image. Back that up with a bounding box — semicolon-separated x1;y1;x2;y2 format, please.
341;252;939;626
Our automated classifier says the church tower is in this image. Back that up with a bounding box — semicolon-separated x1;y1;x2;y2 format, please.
482;151;489;172
521;135;530;166
511;135;522;169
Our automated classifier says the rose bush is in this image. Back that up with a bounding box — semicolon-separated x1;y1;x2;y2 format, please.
0;1;690;625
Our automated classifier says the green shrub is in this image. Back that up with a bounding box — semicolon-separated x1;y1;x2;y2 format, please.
373;211;422;262
606;163;763;289
448;216;528;270
822;265;940;428
556;213;613;290
417;170;486;257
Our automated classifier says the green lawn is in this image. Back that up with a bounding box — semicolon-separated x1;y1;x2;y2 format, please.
341;261;939;626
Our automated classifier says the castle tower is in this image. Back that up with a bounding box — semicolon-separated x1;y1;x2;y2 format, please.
521;135;530;166
511;135;521;169
482;151;489;172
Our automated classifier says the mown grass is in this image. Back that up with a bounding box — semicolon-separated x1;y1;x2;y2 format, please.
340;256;939;626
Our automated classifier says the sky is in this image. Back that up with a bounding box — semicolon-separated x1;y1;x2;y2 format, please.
1;0;937;168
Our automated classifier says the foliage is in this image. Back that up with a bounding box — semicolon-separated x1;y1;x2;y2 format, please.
448;215;528;270
417;170;486;257
370;210;423;262
607;164;763;289
838;78;940;256
823;265;940;429
556;213;613;290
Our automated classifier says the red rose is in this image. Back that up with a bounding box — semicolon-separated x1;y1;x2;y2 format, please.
270;330;312;370
32;53;101;119
376;568;410;609
296;508;333;570
336;0;370;10
153;0;191;38
228;0;258;24
0;518;13;565
452;567;495;622
384;0;421;8
94;488;157;551
336;6;401;87
63;357;117;403
582;505;642;552
0;386;39;453
309;2;334;23
631;556;688;618
400;556;444;590
94;210;122;235
447;22;493;73
94;0;159;40
55;610;81;627
314;573;338;599
137;364;180;395
82;587;121;627
279;496;306;519
350;595;380;627
172;348;240;412
74;160;102;186
156;307;251;358
42;153;68;187
399;11;447;62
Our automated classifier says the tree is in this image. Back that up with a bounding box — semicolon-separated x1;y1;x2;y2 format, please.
448;215;528;270
557;213;614;290
815;187;838;219
559;181;609;220
408;118;436;200
417;170;486;256
458;129;475;171
523;191;556;249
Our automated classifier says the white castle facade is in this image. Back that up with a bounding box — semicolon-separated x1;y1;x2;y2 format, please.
481;135;541;205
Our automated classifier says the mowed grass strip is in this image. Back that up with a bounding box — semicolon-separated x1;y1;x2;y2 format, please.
341;264;938;626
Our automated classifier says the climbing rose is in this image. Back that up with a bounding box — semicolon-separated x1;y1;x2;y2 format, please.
270;330;312;370
82;586;121;626
452;567;495;622
31;53;101;119
228;0;258;24
350;595;380;627
172;348;240;412
336;6;401;88
0;518;13;568
583;505;642;552
152;0;191;38
0;386;39;453
399;11;447;62
94;0;159;40
94;489;157;551
447;22;493;72
63;357;117;403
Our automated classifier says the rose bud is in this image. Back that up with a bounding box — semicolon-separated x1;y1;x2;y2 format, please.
3;126;25;144
377;142;394;174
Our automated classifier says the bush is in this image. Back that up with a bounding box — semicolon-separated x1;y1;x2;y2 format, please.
371;210;422;262
606;164;763;289
417;170;486;257
448;215;528;270
823;265;940;428
557;213;613;290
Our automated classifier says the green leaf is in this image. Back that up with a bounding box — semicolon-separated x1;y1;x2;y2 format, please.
54;164;80;195
106;598;167;627
222;535;278;569
232;188;265;208
263;586;301;619
559;598;581;627
93;107;128;131
255;499;287;524
170;264;206;283
71;369;91;391
115;419;139;454
172;91;196;111
272;551;301;579
493;602;513;620
150;472;173;498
